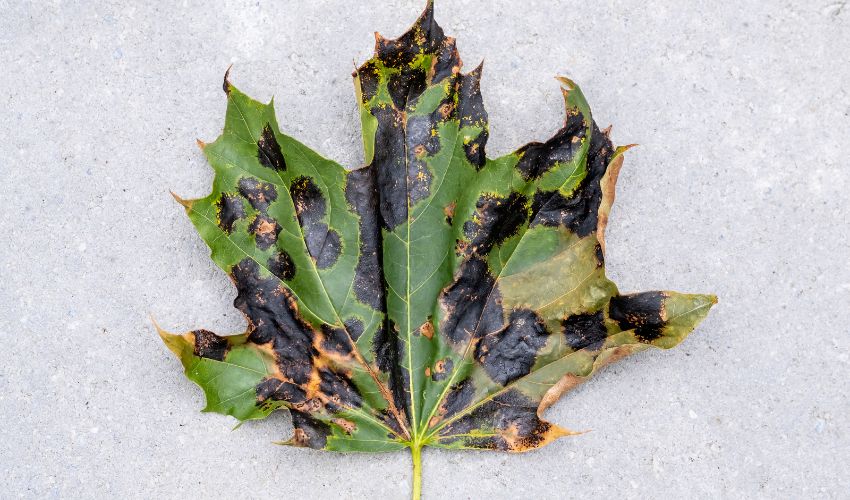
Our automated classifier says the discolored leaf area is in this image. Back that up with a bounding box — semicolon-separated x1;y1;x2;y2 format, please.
158;2;715;497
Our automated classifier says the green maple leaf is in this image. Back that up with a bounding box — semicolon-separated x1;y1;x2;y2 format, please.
158;3;716;498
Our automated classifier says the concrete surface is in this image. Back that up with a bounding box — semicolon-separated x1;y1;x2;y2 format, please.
1;0;848;498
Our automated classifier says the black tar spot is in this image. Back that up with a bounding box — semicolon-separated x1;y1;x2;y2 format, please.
223;68;232;95
290;176;341;269
345;167;385;310
192;329;228;361
439;256;504;344
267;251;296;281
432;38;461;84
463;192;528;256
407;158;433;205
257;123;286;172
376;1;443;69
232;259;314;385
318;367;362;412
440;389;551;451
515;111;585;181
371;105;408;229
321;324;353;356
372;323;395;373
440;378;476;420
344;318;365;342
356;61;380;104
459;66;488;169
373;320;409;421
290;410;331;449
387;68;427;110
216;194;245;233
238;177;278;212
256;377;307;405
529;123;614;237
562;311;608;351
248;214;281;250
407;113;442;155
609;292;667;342
475;309;548;385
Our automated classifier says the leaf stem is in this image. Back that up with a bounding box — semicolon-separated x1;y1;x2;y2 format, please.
411;443;423;500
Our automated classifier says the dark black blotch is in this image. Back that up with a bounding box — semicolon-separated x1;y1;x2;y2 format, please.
233;259;314;385
463;192;528;256
373;320;409;421
432;38;460;84
216;194;245;233
463;131;488;170
290;410;331;449
345;167;385;310
407;158;433;205
391;360;411;421
192;329;228;361
440;378;476;420
387;68;427;110
609;292;667;342
321;324;353;356
376;1;444;68
290;176;327;225
515;111;585;181
313;225;341;269
440;389;549;451
290;176;340;269
318;367;362;412
407;113;442;155
248;214;281;250
458;67;488;169
475;309;549;386
378;408;407;438
562;311;608;351
268;251;295;281
344;318;365;342
370;105;408;229
439;256;504;344
356;61;380;104
529;123;614;237
238;177;278;212
372;324;395;373
257;123;286;172
256;378;306;405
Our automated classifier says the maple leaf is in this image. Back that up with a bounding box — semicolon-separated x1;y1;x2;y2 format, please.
158;2;716;498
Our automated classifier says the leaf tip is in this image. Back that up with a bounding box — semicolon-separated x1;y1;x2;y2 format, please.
223;64;233;95
373;31;385;49
555;75;577;99
150;314;165;336
615;144;639;156
471;58;484;75
152;316;187;358
169;190;194;210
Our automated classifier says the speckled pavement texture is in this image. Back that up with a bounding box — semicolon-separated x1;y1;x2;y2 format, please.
1;0;848;498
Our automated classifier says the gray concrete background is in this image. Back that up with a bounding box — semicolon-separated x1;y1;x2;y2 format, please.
1;0;848;498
